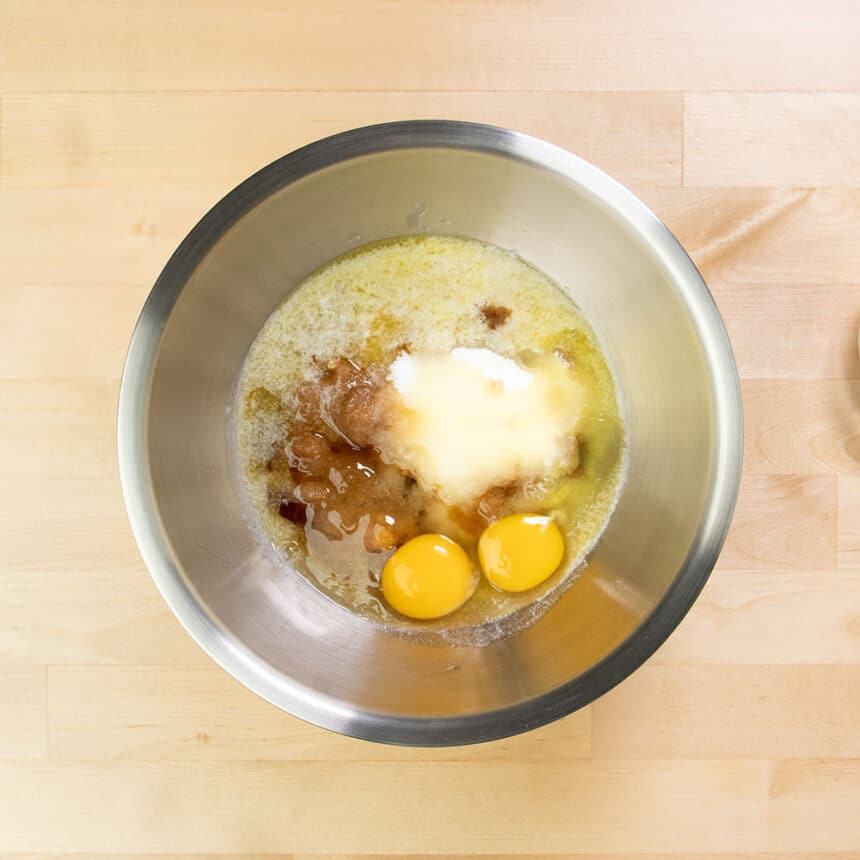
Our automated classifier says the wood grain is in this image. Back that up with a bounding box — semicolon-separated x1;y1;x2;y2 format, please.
4;856;856;860
0;565;206;667
644;187;860;285
742;380;860;475
0;190;218;288
1;91;680;190
0;666;46;760
1;1;859;857
837;476;860;569
710;474;836;571
766;760;860;853
0;759;774;854
714;283;860;379
0;381;117;481
2;1;859;93
46;665;590;762
592;664;860;758
684;93;860;187
651;569;860;665
0;284;151;379
0;478;136;574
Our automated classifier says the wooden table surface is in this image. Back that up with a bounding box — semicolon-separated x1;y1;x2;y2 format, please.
2;2;859;856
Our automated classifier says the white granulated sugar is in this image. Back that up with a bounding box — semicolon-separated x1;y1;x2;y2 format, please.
381;348;584;505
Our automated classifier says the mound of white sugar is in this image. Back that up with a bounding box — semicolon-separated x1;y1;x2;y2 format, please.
381;347;584;505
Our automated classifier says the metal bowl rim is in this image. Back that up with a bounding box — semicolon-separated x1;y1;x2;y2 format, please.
117;119;743;746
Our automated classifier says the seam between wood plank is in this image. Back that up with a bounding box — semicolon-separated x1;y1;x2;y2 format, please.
42;665;48;760
4;87;692;97
681;92;686;186
2;85;859;94
836;473;840;568
832;472;840;558
0;87;689;96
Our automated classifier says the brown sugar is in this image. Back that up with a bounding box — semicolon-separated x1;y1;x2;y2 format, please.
254;359;423;554
252;355;541;562
479;303;512;330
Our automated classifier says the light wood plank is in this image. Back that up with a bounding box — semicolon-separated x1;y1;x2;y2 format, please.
0;666;46;760
0;759;771;854
344;857;853;860
742;380;860;475
0;189;216;288
714;283;860;379
643;187;860;286
0;381;117;481
837;475;860;569
0;477;204;666
592;665;860;758
46;666;590;762
0;91;680;190
684;93;860;187
767;760;860;853
0;478;137;574
720;475;836;571
652;570;860;665
2;1;859;93
5;855;855;860
0;284;149;380
0;567;204;667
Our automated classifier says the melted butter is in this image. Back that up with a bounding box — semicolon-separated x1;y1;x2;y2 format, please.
235;235;626;642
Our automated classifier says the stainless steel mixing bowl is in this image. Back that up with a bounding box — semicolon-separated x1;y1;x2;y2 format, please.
118;121;742;745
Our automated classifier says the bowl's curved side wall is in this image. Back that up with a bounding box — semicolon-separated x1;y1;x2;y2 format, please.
119;121;743;746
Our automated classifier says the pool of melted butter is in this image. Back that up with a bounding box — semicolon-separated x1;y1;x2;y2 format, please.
235;235;626;644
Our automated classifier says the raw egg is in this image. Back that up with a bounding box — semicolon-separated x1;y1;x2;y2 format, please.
382;533;476;619
478;514;564;592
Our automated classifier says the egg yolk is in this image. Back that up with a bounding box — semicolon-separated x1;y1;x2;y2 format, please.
478;514;565;592
381;534;476;620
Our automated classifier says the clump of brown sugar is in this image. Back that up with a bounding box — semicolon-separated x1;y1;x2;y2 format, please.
479;303;512;330
247;354;546;561
255;358;423;553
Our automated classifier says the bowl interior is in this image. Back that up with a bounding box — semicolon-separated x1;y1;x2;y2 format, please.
124;126;741;744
